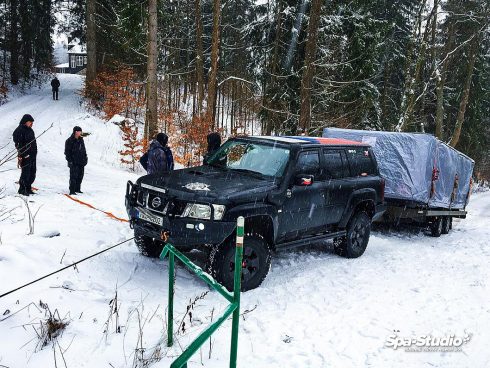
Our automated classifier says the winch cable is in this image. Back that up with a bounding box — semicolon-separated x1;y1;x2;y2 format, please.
0;236;135;300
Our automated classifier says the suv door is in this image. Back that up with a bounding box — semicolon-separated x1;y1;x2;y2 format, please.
322;149;351;224
277;149;328;241
342;146;381;207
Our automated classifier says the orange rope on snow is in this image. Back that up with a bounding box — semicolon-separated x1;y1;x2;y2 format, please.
63;194;129;223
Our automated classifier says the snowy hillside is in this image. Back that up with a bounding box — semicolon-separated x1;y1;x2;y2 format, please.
0;75;489;367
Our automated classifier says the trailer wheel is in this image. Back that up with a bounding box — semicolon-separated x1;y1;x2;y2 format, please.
334;211;371;258
429;217;443;237
441;217;451;234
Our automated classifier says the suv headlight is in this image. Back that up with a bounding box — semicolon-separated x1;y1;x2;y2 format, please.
182;203;225;220
183;203;211;220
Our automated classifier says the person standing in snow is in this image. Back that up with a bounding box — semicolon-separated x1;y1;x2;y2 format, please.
203;132;222;163
51;76;60;100
146;133;174;175
12;114;37;196
65;126;88;195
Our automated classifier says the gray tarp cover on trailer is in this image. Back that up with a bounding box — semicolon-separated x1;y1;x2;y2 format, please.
322;128;474;209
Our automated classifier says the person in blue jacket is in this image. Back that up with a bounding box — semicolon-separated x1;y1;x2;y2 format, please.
145;133;174;175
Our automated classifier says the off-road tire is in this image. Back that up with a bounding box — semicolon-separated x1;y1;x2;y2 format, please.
134;229;165;258
429;217;443;237
441;217;451;235
207;234;271;292
334;211;371;258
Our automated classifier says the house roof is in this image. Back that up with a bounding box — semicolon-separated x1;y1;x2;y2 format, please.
68;44;87;54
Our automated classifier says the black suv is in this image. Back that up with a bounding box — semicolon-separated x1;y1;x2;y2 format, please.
125;136;385;291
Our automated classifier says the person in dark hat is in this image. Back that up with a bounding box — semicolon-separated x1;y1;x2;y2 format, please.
64;126;87;195
51;76;60;100
203;132;222;163
147;132;174;175
12;114;37;195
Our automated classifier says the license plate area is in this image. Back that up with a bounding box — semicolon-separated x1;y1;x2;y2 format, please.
136;208;163;226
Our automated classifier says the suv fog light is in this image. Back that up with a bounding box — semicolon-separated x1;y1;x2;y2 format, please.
196;223;205;231
212;204;226;220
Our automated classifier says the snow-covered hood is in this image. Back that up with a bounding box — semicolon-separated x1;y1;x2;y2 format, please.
137;165;278;204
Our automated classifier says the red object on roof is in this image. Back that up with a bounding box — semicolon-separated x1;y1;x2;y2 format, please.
314;137;366;146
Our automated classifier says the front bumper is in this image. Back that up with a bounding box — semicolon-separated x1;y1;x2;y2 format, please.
125;181;235;248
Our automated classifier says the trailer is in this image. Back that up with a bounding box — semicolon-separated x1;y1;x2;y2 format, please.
322;128;475;236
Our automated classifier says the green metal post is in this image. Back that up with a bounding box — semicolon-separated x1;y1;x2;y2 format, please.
230;216;244;367
168;251;175;347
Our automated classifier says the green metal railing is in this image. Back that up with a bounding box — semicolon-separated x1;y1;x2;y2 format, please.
160;216;245;368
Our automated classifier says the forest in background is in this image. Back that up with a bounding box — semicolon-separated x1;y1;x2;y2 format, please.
0;0;489;176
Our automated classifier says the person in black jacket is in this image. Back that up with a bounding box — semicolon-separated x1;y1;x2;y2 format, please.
203;132;222;163
12;114;37;196
51;76;60;100
65;126;88;195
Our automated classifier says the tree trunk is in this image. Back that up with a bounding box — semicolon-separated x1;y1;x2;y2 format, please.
398;0;434;131
298;0;322;134
86;0;97;87
19;0;31;80
9;0;19;85
396;0;427;131
194;0;205;114
264;1;283;135
146;0;159;139
435;23;455;139
449;37;479;148
380;60;391;129
205;0;221;129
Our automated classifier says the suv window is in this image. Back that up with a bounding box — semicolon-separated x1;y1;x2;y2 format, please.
207;140;290;177
296;150;320;176
322;150;346;179
345;147;376;177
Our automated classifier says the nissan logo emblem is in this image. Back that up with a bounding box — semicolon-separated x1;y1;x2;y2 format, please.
152;197;162;208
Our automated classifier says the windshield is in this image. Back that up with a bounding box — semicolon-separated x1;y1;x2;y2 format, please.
206;140;290;178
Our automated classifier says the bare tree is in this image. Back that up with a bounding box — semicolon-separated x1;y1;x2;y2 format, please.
396;0;430;132
449;36;481;148
9;0;19;85
299;0;322;133
205;0;221;129
434;22;455;139
194;0;205;114
146;0;159;139
86;0;97;86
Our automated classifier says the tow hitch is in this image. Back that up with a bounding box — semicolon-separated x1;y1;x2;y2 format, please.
160;230;170;242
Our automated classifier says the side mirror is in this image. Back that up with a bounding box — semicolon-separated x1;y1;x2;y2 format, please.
294;174;314;186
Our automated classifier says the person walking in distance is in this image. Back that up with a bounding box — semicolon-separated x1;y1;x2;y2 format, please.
51;76;60;100
65;126;88;195
12;114;37;196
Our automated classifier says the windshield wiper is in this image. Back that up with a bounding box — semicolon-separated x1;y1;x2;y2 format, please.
230;168;266;178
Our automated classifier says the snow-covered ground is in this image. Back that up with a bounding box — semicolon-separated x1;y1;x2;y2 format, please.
1;74;489;367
